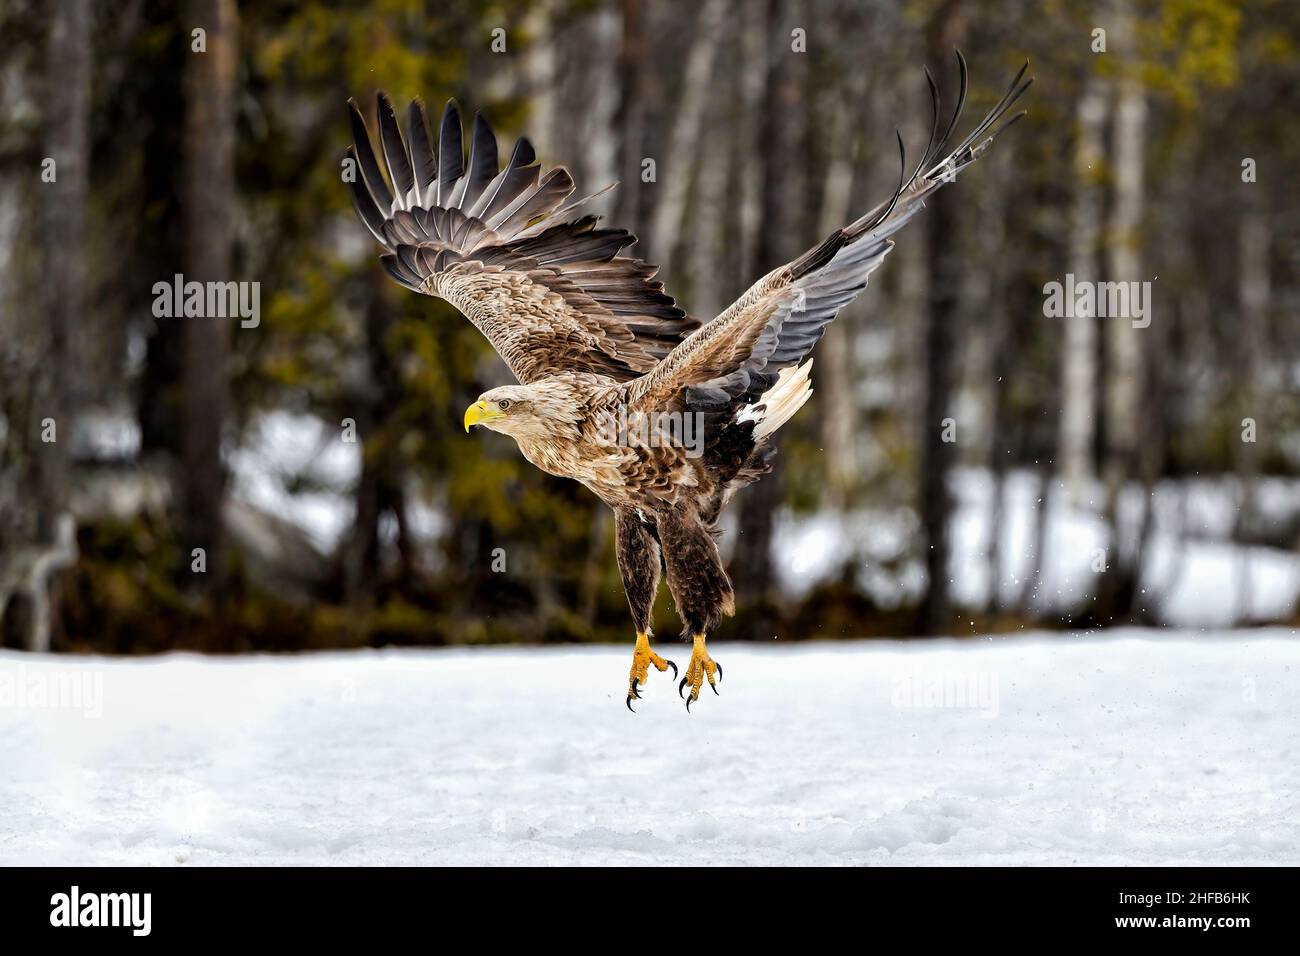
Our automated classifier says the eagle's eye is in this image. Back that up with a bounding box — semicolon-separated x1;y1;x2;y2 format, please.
497;399;512;410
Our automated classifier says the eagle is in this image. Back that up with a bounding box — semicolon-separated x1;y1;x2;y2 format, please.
346;53;1030;711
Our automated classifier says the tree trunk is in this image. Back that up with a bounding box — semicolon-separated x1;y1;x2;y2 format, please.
519;2;556;159
1059;73;1108;501
814;56;872;510
179;0;238;601
580;4;620;214
917;0;966;635
614;0;655;244
6;0;92;651
341;274;412;607
647;0;727;283
686;33;737;322
1096;4;1149;622
730;0;807;639
1233;205;1269;623
979;154;1012;615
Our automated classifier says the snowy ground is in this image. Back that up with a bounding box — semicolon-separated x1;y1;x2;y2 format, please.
2;629;1297;866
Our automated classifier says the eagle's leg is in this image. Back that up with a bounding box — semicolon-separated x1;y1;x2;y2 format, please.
616;510;676;711
658;504;735;711
629;632;676;706
681;634;722;709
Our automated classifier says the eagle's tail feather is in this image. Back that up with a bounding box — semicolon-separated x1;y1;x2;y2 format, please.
745;360;815;442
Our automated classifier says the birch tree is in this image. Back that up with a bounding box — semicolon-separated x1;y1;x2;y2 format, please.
646;0;727;284
1060;72;1108;502
1096;0;1149;620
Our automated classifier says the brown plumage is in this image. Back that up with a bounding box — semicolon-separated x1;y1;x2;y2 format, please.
346;55;1031;710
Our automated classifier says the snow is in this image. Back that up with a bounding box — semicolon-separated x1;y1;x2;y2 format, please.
3;629;1297;866
227;410;360;551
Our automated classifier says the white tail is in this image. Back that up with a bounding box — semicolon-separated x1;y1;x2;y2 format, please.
743;360;814;441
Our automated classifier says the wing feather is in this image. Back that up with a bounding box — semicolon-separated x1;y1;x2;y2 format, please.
451;113;498;210
626;55;1032;422
377;92;416;209
347;99;394;212
406;99;438;205
347;96;699;384
436;99;464;206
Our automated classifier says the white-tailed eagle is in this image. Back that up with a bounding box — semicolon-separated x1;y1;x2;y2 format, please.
346;53;1030;710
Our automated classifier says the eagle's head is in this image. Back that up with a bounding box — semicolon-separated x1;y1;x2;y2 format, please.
463;384;583;442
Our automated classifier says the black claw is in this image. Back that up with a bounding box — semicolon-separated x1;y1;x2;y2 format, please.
665;660;678;681
685;695;693;713
626;695;636;713
715;661;722;684
710;681;719;696
678;675;689;699
630;677;642;699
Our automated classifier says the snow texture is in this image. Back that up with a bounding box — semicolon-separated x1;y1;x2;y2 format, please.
3;630;1297;866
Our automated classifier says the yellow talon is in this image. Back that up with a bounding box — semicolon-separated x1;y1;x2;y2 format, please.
626;632;676;711
681;634;721;710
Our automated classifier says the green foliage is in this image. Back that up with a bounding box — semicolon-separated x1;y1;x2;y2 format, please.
1140;0;1241;109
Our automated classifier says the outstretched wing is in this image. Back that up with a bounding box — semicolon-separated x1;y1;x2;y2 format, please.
347;95;698;384
626;55;1031;421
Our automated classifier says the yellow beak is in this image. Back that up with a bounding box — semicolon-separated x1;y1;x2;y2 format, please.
463;400;500;432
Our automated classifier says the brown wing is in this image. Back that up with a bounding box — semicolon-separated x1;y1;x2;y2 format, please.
347;94;698;384
625;54;1032;416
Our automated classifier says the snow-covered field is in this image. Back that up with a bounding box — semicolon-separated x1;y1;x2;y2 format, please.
2;629;1297;866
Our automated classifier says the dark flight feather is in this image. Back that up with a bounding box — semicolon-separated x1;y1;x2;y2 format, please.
406;99;438;204
345;146;387;243
436;100;464;206
491;168;576;235
376;92;415;209
346;93;699;385
471;137;537;222
452;113;499;210
347;99;393;212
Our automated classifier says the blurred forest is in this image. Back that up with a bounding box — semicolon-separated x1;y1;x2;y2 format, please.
1;0;1298;653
